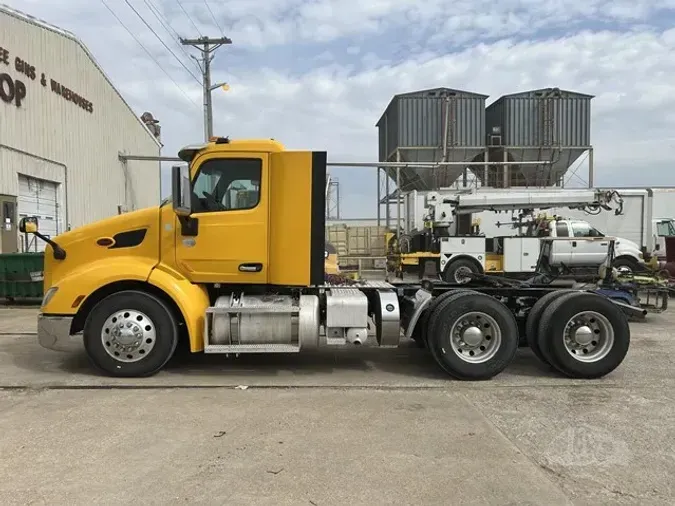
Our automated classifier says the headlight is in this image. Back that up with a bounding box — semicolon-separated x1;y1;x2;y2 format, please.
41;287;58;308
325;250;329;259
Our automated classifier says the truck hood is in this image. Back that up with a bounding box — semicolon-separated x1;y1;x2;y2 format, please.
615;237;640;251
43;206;162;290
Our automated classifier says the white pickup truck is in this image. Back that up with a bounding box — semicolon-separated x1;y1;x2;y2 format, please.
526;217;645;271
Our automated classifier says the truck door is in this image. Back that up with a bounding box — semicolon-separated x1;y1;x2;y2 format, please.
174;153;270;284
654;219;675;259
569;221;607;265
548;221;573;265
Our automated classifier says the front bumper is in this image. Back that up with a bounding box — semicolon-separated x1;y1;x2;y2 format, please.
38;314;80;352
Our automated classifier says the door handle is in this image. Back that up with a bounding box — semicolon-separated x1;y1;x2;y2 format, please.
239;263;262;272
600;242;608;246
572;241;577;247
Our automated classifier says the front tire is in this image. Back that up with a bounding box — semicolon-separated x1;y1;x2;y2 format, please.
83;290;178;377
613;257;640;274
426;291;519;380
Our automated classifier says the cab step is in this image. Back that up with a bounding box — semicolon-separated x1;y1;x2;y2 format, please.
203;343;300;354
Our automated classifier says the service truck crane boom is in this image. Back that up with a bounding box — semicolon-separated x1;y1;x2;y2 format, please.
25;137;631;381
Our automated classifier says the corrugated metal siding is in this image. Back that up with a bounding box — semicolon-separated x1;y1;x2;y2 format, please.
486;90;591;147
397;95;485;148
378;89;486;161
0;11;160;232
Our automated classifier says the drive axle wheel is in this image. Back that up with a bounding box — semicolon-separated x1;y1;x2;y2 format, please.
537;292;630;379
525;289;575;366
426;291;518;380
83;290;178;377
411;289;475;348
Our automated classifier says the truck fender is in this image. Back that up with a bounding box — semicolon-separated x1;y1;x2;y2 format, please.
42;257;158;315
404;289;434;340
147;266;210;353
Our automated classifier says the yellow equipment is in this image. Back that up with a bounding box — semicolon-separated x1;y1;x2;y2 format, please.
324;241;340;274
23;136;632;382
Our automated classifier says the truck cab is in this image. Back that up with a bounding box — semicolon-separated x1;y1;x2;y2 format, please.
652;218;675;260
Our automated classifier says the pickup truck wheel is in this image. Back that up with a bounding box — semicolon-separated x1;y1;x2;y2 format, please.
613;257;640;274
83;290;178;377
537;292;630;378
526;289;576;366
426;291;518;380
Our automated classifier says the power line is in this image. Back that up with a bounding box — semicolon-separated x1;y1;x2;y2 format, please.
146;0;181;40
123;0;201;84
143;0;197;66
100;0;198;108
175;0;201;35
203;0;225;36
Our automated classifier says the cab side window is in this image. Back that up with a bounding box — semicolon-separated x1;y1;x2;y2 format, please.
192;158;261;213
571;221;603;238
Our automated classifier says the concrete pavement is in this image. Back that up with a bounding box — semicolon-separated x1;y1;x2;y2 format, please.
0;305;674;505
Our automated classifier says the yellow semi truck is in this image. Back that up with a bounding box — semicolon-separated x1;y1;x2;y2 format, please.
24;137;631;380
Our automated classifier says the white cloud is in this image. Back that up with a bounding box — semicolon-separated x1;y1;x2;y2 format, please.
3;0;675;217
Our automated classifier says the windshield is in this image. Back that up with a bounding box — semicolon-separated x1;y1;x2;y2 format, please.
656;220;675;236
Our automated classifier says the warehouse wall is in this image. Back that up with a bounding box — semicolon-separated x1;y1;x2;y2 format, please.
0;9;161;232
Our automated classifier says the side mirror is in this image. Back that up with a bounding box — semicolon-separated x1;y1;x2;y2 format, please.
171;165;192;217
19;216;38;234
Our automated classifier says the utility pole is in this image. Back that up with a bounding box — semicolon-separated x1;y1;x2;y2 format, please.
180;36;232;141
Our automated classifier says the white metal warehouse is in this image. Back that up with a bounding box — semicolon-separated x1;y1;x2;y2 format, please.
0;5;161;253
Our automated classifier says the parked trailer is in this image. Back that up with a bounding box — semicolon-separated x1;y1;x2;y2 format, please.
24;138;631;380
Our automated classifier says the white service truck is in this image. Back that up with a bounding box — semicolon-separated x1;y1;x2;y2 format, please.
401;188;637;282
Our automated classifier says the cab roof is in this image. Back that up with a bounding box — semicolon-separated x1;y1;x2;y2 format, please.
178;137;286;163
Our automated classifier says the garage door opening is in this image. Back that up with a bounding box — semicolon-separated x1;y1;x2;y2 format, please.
18;174;60;252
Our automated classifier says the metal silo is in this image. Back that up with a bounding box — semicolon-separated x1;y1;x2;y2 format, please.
485;88;593;187
376;88;488;192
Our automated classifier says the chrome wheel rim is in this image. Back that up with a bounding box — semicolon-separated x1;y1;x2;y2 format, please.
101;309;156;363
449;311;502;363
563;311;614;362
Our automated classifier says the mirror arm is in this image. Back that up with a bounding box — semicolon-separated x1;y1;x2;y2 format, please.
35;232;66;260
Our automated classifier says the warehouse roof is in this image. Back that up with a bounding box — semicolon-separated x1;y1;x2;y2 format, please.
0;4;162;147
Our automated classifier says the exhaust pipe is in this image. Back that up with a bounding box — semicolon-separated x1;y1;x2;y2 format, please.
611;300;648;319
346;328;368;345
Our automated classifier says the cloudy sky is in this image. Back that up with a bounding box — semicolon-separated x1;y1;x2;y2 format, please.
4;0;675;217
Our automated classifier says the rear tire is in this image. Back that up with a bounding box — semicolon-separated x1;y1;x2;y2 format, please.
411;289;475;348
442;258;480;284
525;289;576;366
426;291;519;380
537;292;630;378
83;290;178;377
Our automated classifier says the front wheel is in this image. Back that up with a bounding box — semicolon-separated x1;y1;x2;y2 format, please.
613;257;640;274
83;290;178;377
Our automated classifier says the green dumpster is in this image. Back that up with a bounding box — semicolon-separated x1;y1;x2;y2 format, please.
0;252;45;300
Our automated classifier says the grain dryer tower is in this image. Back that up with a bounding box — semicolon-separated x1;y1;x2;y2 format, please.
485;88;594;187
